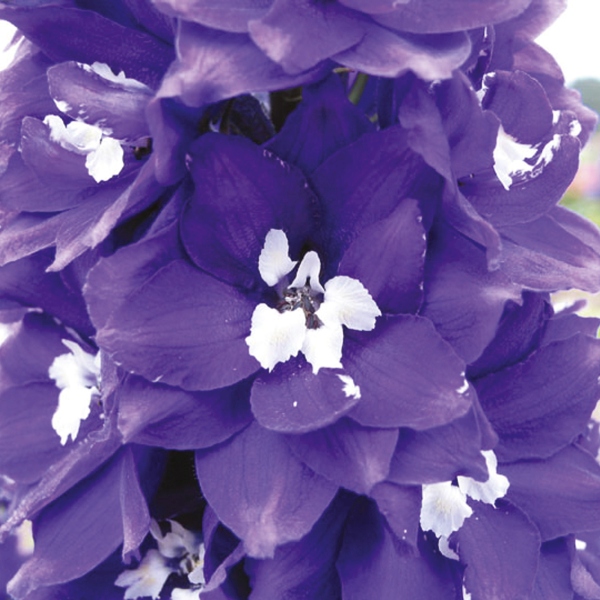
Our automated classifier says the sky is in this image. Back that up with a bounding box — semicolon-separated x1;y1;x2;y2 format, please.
0;2;599;79
537;0;600;83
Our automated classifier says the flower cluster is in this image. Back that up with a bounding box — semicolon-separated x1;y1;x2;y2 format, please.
1;1;600;599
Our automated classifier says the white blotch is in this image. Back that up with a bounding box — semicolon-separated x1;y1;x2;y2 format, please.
457;376;469;394
570;119;582;138
457;450;510;505
493;125;563;191
48;340;100;445
116;520;205;600
292;401;298;407
492;125;538;189
576;539;588;551
463;586;472;600
53;99;72;114
337;374;361;399
43;114;124;183
86;61;151;92
552;110;561;125
171;589;202;600
258;229;297;287
420;482;473;538
246;230;381;374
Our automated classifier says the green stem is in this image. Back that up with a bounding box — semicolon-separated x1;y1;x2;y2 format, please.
349;73;369;105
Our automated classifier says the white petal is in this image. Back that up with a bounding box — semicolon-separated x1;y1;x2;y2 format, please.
246;304;306;371
48;340;99;389
321;276;381;331
171;589;201;600
457;450;510;505
51;386;93;445
438;536;459;560
289;250;324;293
420;482;473;538
45;115;101;154
301;322;343;374
258;229;297;286
115;549;173;600
85;135;124;182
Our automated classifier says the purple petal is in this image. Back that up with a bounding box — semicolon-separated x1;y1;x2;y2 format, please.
0;312;67;388
1;5;174;88
7;449;130;599
338;199;425;314
117;375;252;449
157;21;325;107
97;259;260;391
265;74;373;174
475;335;600;462
119;447;150;558
334;25;471;80
84;220;183;332
248;0;365;74
47;61;152;141
0;383;63;484
194;422;337;558
337;499;457;599
482;70;554;144
311;126;430;269
503;445;600;541
250;357;361;433
462;134;580;229
370;482;421;547
0;252;92;336
468;292;552;380
532;538;573;600
0;417;122;541
285;417;398;494
245;492;353;599
346;315;471;429
182;134;316;289
498;207;600;292
344;0;531;33
153;0;271;32
387;404;488;485
456;500;540;600
421;222;521;363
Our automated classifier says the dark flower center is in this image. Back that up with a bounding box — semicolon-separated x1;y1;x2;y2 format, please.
277;281;323;329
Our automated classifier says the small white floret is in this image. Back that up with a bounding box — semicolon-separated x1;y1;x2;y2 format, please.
258;229;297;286
43;114;124;183
321;276;381;330
420;481;473;538
115;549;172;600
48;340;100;445
246;304;305;371
457;450;509;505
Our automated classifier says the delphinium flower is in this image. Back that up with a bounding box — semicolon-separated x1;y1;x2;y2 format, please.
1;0;600;599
